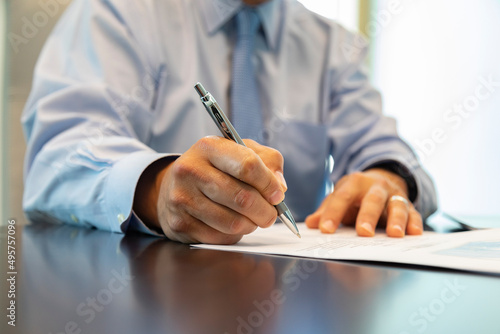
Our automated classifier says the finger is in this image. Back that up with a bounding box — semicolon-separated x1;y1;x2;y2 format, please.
164;213;244;245
355;185;389;237
244;139;287;191
161;178;244;244
385;196;410;238
198;167;277;229
406;207;423;235
305;198;353;229
318;187;359;234
188;194;260;236
200;137;284;205
305;211;321;229
305;196;330;229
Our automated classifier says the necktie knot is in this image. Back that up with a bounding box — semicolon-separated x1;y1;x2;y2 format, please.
235;8;261;38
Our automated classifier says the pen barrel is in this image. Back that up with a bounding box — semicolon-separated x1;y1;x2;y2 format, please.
275;201;288;216
194;82;299;238
275;201;299;236
195;83;245;146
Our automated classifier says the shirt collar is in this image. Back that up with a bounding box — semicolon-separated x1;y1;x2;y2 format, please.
200;0;282;50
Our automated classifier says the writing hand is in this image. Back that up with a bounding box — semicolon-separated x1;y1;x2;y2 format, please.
135;136;287;244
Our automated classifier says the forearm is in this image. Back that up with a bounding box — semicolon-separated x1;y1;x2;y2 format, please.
23;131;170;232
22;0;174;231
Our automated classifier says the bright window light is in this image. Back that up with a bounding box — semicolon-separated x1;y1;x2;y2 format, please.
298;0;359;32
372;0;500;217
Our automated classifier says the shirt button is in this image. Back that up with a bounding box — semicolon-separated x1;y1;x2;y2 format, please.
70;214;78;223
117;214;126;223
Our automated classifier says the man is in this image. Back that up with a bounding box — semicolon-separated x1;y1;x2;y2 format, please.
22;0;437;244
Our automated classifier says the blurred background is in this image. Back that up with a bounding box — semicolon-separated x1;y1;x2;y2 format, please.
1;0;499;225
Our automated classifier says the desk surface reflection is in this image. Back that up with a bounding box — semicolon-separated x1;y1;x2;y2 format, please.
2;221;500;334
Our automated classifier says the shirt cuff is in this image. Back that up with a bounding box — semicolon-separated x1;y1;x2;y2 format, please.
126;211;165;237
104;151;179;234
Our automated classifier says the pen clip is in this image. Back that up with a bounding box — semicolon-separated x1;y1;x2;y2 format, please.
209;106;237;142
195;83;245;146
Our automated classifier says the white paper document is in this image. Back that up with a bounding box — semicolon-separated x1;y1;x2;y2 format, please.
193;224;500;275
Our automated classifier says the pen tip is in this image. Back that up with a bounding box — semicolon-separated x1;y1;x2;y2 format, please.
297;233;301;239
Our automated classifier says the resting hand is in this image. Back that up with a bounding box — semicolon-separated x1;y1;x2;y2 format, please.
305;168;423;237
134;136;287;244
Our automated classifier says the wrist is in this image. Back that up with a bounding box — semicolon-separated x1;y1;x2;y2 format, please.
133;159;173;231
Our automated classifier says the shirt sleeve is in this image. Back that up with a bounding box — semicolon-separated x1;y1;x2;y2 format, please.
326;26;438;218
21;0;171;234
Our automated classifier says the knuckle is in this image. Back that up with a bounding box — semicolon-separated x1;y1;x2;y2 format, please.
171;160;196;179
228;217;245;234
261;212;277;228
169;216;190;234
260;177;275;196
196;135;217;151
390;208;408;222
243;138;258;147
350;171;365;183
366;189;387;206
377;178;391;190
233;188;255;210
268;147;284;165
335;188;354;203
238;154;260;180
203;179;221;199
168;191;191;209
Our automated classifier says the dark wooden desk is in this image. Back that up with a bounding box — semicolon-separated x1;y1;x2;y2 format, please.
2;219;500;334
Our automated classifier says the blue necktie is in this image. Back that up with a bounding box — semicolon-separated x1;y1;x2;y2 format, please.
231;8;264;143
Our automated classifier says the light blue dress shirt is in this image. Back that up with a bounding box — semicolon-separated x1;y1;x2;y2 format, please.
22;0;437;235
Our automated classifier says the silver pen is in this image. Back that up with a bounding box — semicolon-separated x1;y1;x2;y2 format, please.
194;82;301;238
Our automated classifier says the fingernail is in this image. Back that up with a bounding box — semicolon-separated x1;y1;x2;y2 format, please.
360;222;374;237
391;225;404;238
275;171;287;191
320;220;336;233
270;190;284;205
